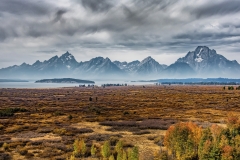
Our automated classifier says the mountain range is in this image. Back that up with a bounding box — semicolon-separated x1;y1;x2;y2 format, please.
0;46;240;79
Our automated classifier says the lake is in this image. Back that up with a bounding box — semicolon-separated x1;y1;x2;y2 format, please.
0;80;155;88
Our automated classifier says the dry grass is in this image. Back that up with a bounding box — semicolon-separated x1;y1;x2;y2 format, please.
0;85;240;159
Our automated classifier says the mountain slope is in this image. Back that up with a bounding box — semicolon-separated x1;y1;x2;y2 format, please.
113;60;140;72
1;47;240;79
177;46;240;77
135;56;164;75
74;57;125;78
32;51;79;74
0;52;80;78
164;62;195;78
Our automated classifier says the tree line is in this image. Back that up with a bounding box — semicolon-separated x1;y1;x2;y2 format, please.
163;115;240;160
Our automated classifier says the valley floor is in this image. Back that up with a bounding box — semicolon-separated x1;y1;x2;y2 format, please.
0;85;239;159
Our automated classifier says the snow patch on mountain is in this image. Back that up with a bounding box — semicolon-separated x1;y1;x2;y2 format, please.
195;48;204;62
195;57;203;62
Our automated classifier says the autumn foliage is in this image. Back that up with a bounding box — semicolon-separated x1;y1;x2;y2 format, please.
164;115;240;160
164;122;201;160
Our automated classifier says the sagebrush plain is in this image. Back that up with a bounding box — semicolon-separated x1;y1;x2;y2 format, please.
0;85;239;159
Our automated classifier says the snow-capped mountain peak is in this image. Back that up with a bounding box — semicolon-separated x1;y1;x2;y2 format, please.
60;51;75;61
177;46;240;77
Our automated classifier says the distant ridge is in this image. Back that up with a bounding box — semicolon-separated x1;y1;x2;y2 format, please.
0;46;240;79
35;78;94;84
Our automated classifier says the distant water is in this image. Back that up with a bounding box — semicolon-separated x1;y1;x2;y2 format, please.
0;80;155;88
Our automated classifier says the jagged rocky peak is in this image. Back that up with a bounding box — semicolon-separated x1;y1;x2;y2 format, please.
20;62;28;66
48;55;59;62
140;56;154;64
193;46;217;62
32;60;41;66
88;57;105;64
60;51;75;60
105;57;111;62
178;46;218;65
176;46;240;77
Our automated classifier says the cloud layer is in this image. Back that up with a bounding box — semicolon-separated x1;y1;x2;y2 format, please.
0;0;240;67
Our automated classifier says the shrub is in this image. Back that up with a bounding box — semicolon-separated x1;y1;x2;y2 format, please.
73;139;86;157
110;136;119;146
122;150;127;160
3;142;9;151
68;114;73;120
154;151;168;160
53;111;64;116
228;86;234;90
67;154;75;160
115;140;123;153
18;148;28;155
53;128;67;135
101;141;111;159
91;144;97;157
0;107;27;117
109;154;115;160
129;146;139;160
117;150;123;160
0;153;11;160
0;124;4;130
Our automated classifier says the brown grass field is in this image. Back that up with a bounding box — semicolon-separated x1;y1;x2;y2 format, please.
0;85;240;159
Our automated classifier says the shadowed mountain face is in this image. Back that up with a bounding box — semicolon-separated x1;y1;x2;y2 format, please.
74;57;125;78
164;62;196;78
0;46;240;79
114;56;165;77
135;56;165;75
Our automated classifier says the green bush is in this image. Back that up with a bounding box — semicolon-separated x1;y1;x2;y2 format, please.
109;154;115;160
91;144;97;157
129;146;139;160
115;140;123;153
0;107;27;117
228;86;234;90
101;141;111;159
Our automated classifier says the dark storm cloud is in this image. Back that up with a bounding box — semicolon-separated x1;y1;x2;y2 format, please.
0;27;7;41
188;1;240;18
77;0;113;12
52;9;68;23
1;0;240;68
0;26;19;41
174;31;240;40
132;0;176;10
0;0;52;16
221;22;240;29
36;50;58;53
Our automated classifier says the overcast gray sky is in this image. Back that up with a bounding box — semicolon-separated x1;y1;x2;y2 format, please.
1;0;240;68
